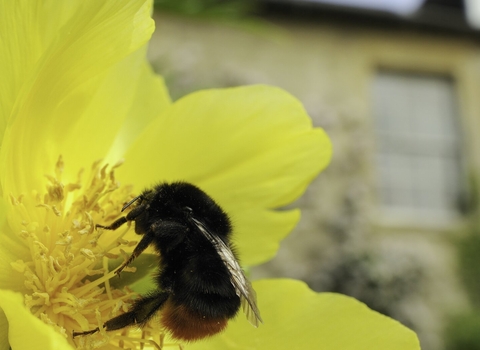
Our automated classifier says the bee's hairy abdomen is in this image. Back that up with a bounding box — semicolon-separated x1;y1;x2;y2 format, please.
161;300;229;341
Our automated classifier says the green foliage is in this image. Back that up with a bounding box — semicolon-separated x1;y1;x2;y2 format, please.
154;0;255;19
447;172;480;349
445;311;480;350
456;228;480;306
455;172;480;305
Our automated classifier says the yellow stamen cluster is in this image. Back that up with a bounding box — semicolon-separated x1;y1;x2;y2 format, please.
8;156;165;349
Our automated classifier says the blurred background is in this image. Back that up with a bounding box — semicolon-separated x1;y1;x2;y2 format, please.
148;1;480;349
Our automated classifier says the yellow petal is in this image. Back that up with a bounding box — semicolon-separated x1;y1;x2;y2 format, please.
0;1;79;135
0;199;29;292
0;234;29;294
118;85;331;264
0;0;156;197
0;293;6;350
232;208;300;265
105;61;172;163
0;197;5;226
0;289;73;350
188;279;421;350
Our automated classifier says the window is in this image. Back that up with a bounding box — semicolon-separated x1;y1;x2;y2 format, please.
372;71;463;223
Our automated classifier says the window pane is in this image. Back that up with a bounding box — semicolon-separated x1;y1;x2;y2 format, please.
372;72;463;215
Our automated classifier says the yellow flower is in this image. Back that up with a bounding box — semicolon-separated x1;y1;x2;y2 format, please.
0;1;420;350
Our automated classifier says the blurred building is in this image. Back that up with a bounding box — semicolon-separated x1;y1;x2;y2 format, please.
148;1;480;349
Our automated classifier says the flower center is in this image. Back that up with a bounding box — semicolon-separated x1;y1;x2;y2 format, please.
8;156;165;349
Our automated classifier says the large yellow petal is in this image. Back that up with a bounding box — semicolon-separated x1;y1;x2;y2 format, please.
0;0;155;197
0;202;7;350
0;310;6;350
0;289;73;350
0;1;79;135
118;85;331;265
105;61;172;164
188;279;421;350
0;198;29;293
0;227;29;293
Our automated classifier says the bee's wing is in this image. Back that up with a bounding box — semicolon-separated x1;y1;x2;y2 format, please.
191;217;263;327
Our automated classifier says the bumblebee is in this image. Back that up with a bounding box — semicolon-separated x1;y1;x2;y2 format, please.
73;182;262;341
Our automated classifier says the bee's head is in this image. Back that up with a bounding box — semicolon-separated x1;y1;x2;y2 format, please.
154;182;232;237
160;182;216;217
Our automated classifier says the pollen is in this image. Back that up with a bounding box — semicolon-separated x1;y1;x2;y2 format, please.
8;156;163;349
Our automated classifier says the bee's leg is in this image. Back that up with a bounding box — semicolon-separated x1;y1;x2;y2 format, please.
104;290;169;331
73;327;100;338
73;291;169;338
116;233;154;275
96;216;128;231
96;203;147;231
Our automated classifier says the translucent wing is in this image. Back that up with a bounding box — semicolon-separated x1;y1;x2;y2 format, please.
190;217;263;327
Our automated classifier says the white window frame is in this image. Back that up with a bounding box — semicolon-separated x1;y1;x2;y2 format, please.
372;71;465;228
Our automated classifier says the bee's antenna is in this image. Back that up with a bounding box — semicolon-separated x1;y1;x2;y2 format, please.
122;195;143;212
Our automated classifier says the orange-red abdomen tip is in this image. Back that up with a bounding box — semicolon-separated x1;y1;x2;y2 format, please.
161;301;229;341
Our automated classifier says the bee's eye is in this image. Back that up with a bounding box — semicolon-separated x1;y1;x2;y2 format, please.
184;206;193;216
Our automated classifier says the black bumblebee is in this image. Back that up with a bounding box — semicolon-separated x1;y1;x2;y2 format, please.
73;182;262;341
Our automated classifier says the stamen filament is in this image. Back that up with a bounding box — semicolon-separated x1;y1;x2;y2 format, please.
33;305;48;317
72;270;117;298
103;257;113;301
10;157;160;349
114;336;162;350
